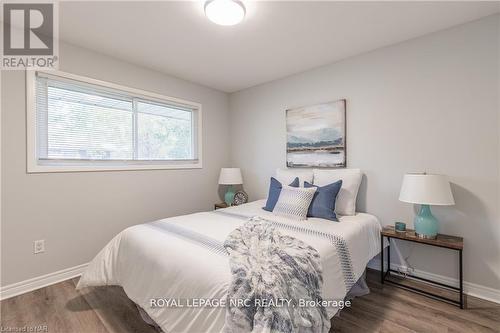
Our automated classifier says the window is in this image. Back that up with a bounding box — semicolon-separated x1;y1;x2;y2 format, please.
27;70;202;172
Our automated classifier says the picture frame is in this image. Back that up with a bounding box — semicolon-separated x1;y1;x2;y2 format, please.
286;99;346;168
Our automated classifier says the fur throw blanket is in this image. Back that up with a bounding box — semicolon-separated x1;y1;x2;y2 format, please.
223;217;330;333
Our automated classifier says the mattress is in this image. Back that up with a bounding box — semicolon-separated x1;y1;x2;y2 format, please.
77;200;381;333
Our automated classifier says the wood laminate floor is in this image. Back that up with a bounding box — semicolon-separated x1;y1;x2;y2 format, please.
1;270;499;333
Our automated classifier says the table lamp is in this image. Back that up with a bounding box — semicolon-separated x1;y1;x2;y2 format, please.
399;173;455;239
219;168;243;206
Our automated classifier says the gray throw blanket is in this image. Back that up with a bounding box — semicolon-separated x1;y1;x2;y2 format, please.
223;217;330;333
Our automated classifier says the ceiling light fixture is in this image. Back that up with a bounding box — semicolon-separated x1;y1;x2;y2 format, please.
204;0;246;26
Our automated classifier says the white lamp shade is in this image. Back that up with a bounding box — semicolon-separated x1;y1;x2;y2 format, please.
218;168;243;185
399;173;455;205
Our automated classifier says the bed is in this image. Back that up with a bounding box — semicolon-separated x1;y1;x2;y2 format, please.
77;199;381;333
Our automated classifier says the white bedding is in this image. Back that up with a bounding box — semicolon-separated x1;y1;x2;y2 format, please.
77;200;381;333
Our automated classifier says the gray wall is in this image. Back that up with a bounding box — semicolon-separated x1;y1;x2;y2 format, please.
229;15;500;290
1;43;230;286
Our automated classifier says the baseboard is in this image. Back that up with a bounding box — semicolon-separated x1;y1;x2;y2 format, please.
0;263;88;301
367;259;500;304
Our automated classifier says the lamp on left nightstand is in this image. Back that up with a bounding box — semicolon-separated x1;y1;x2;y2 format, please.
218;168;243;206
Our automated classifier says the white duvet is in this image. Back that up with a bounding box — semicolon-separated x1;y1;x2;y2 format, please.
77;200;381;333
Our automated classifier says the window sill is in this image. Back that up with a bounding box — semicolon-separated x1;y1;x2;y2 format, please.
27;160;203;173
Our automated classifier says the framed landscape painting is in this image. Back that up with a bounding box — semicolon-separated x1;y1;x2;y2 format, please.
286;99;346;168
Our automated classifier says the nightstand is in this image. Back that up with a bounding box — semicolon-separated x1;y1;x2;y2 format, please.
380;226;464;308
214;202;228;210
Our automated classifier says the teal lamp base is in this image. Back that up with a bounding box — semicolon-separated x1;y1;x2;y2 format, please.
414;204;438;239
224;186;235;206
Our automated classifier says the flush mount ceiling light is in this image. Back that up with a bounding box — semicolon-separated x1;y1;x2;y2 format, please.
204;0;246;26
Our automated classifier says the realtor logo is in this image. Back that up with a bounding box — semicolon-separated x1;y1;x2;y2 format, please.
3;3;53;55
1;2;58;69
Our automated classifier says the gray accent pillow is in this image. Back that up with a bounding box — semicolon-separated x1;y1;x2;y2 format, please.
273;185;317;220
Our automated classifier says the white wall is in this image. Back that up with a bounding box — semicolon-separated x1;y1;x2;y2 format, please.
229;15;500;290
1;42;230;286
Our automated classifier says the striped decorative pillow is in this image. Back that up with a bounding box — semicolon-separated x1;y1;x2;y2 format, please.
272;185;317;220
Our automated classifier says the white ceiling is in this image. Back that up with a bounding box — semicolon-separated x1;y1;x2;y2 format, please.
59;1;500;93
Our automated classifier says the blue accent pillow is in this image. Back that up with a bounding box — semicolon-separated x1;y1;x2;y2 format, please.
304;180;343;221
263;177;300;212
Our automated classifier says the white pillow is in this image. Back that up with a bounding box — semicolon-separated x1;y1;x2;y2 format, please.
313;169;362;216
276;168;313;187
273;185;316;220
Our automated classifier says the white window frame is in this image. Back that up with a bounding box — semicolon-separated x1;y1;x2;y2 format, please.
26;70;203;173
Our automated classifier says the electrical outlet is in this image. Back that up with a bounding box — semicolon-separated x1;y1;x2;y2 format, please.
34;240;45;254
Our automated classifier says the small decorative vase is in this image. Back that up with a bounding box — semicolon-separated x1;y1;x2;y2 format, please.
414;204;438;239
395;222;406;233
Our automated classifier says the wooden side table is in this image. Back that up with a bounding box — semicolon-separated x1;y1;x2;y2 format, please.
214;202;228;210
380;226;464;308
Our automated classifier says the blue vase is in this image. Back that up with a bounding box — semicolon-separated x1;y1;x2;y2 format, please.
414;204;438;239
224;185;235;206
